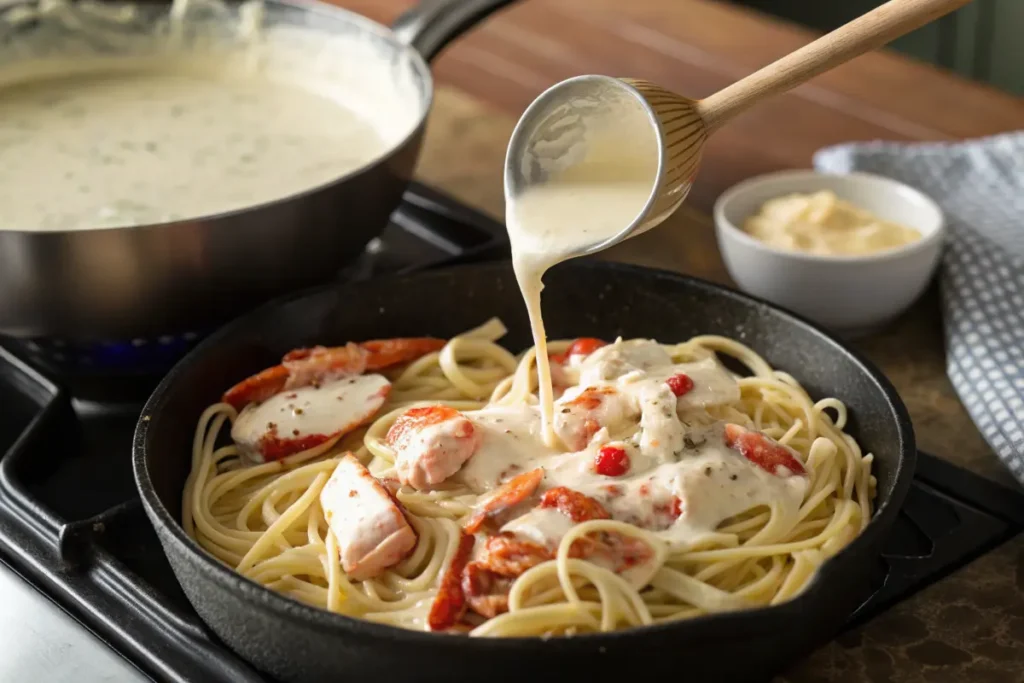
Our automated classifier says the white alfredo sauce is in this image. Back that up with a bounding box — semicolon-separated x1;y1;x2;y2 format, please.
0;68;386;230
232;374;390;462
0;0;418;231
456;339;809;552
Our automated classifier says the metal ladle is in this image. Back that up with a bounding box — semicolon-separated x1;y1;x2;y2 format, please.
504;0;971;257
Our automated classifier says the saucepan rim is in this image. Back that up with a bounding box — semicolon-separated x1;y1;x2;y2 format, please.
133;259;916;648
0;0;434;236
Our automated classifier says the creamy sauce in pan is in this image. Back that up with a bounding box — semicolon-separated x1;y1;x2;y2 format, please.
0;67;386;230
0;0;416;231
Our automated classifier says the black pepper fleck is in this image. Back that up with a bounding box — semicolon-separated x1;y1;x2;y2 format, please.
730;474;738;481
704;466;712;476
292;429;300;436
295;408;304;415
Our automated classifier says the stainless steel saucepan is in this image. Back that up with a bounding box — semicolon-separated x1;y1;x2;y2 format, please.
0;0;515;342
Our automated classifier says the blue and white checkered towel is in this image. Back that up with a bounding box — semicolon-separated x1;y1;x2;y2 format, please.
813;132;1024;486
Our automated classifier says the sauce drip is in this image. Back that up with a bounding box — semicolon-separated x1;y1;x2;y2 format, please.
506;92;660;446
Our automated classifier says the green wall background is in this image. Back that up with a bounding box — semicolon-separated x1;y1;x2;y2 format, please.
732;0;1022;96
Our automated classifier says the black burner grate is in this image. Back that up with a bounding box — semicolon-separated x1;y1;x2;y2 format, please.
0;186;1021;682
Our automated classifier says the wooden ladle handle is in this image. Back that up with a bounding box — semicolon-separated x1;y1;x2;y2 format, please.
696;0;973;131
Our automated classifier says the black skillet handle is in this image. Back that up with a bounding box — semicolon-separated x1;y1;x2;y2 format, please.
392;0;519;62
58;503;266;682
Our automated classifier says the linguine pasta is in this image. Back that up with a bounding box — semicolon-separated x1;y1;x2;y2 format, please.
182;318;874;636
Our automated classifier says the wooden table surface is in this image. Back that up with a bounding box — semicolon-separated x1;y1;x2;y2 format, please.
335;0;1024;680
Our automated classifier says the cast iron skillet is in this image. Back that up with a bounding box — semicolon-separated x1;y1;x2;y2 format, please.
133;260;915;683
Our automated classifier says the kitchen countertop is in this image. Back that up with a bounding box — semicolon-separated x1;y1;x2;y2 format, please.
343;1;1024;680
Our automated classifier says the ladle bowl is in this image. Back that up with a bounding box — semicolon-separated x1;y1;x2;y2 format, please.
504;0;971;256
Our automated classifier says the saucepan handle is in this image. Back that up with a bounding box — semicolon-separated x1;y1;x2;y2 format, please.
392;0;518;62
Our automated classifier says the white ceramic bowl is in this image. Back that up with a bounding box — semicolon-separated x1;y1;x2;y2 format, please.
714;170;945;336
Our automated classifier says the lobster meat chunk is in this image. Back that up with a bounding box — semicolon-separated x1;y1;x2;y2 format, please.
320;454;418;581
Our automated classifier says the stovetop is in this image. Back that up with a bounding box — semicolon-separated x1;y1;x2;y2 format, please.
1;184;1023;682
